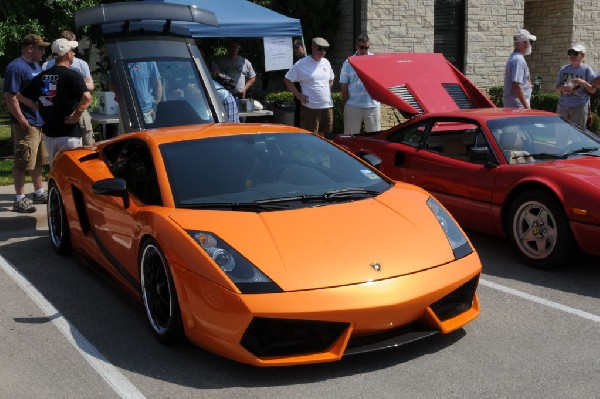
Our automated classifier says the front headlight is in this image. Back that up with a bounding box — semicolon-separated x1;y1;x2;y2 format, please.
188;231;282;294
426;197;473;259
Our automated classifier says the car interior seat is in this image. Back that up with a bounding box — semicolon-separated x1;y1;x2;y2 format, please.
442;138;468;159
499;132;533;164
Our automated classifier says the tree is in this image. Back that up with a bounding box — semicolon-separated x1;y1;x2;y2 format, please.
0;0;99;71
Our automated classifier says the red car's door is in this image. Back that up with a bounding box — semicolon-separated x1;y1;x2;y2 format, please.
388;120;500;233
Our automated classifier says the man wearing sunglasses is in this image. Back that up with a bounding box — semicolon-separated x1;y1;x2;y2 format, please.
503;29;536;109
555;44;596;129
339;34;380;135
284;37;334;137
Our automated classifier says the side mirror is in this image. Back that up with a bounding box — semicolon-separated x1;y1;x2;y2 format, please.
469;146;496;166
361;153;382;169
92;178;130;208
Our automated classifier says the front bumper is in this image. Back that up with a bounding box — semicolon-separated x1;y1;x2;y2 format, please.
173;253;481;366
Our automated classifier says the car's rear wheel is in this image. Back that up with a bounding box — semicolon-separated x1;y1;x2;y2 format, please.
47;181;71;255
507;190;574;269
140;238;184;344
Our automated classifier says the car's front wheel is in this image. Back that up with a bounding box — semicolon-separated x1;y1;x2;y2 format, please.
140;238;184;344
47;181;71;255
507;190;574;269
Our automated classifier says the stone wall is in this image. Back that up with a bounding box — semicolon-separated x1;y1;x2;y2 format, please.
464;0;525;90
524;0;573;94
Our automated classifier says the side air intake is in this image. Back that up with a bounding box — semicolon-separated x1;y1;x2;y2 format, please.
389;85;424;114
443;83;474;109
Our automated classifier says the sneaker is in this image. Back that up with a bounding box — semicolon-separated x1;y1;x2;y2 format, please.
32;191;48;204
13;197;36;213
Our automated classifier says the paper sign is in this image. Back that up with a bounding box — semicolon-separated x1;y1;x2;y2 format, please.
263;36;292;71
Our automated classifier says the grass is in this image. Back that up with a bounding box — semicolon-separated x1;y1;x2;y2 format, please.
0;122;49;186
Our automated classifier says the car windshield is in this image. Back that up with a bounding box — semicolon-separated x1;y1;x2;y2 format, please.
487;115;600;163
161;133;391;210
125;58;214;129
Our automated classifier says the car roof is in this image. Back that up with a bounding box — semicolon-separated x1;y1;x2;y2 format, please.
124;123;308;146
348;52;496;117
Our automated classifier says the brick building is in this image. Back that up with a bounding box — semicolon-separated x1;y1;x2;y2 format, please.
327;0;600;128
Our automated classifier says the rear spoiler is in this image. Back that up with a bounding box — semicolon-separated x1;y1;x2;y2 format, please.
75;2;218;28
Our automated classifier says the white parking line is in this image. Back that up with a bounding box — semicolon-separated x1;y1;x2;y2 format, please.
0;254;146;399
480;278;600;323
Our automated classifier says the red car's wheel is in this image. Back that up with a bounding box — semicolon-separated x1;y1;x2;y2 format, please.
47;181;71;255
507;190;574;269
140;238;184;344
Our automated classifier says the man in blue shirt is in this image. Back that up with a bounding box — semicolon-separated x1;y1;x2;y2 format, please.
503;29;536;109
339;34;381;135
129;62;162;124
213;79;240;123
2;34;50;213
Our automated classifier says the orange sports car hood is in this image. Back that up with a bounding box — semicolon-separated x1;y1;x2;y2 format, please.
348;52;495;118
170;186;460;291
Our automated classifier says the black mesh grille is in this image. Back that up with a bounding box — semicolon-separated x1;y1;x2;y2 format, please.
389;85;424;114
241;317;349;358
430;275;479;321
443;83;473;109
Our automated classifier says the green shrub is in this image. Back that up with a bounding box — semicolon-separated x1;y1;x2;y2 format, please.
487;86;503;107
264;91;294;105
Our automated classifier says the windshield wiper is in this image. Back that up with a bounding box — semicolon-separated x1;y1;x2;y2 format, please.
254;188;381;206
323;188;381;201
179;202;290;211
529;147;599;160
527;152;568;160
254;194;327;205
562;147;599;157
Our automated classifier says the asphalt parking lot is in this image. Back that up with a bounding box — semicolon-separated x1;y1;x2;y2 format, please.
1;183;598;399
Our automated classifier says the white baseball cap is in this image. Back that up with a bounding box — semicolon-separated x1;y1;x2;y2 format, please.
569;44;586;53
513;29;536;43
51;38;78;57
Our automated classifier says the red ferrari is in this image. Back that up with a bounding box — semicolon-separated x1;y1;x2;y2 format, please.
334;53;600;269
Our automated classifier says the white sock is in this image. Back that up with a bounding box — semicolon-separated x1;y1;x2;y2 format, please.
16;194;25;201
34;189;45;196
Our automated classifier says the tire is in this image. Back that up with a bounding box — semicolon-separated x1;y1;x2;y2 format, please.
140;238;184;344
47;181;71;255
507;190;574;269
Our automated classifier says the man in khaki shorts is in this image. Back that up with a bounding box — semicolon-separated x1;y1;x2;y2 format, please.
2;34;50;213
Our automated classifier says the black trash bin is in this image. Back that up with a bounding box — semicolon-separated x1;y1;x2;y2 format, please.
271;101;295;126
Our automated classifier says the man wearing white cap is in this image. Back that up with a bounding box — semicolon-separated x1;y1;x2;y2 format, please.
284;37;335;137
555;44;596;129
18;38;92;165
503;29;536;109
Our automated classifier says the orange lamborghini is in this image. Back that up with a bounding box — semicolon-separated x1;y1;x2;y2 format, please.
48;124;481;366
48;2;482;366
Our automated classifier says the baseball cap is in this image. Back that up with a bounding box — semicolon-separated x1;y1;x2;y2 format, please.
22;34;50;47
293;39;303;48
312;37;330;47
52;38;78;57
569;44;586;53
513;29;536;42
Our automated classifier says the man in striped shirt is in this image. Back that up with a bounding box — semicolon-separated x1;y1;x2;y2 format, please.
339;34;381;135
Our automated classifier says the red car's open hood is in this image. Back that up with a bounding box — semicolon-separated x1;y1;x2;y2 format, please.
349;52;496;118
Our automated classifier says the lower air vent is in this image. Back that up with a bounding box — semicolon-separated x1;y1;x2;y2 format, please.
430;275;479;321
241;317;349;358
